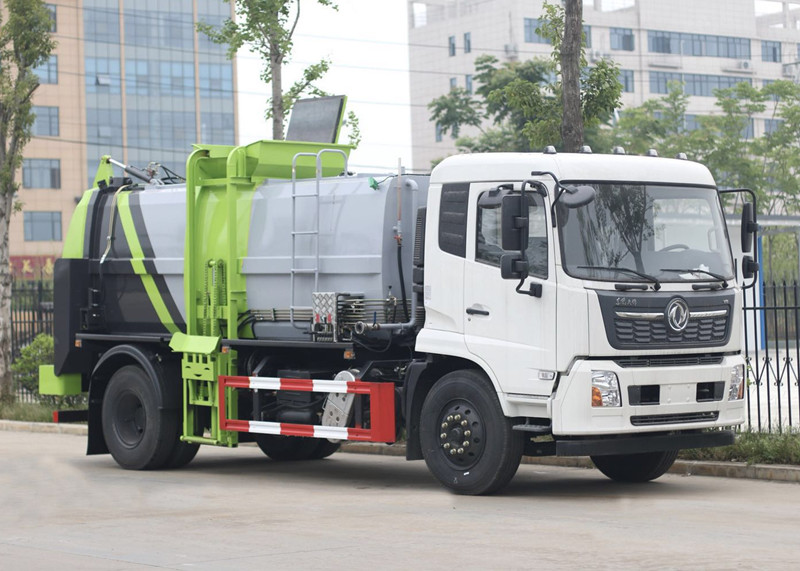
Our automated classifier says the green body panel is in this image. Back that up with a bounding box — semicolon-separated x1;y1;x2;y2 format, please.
93;155;115;189
169;332;219;354
39;365;82;395
62;190;94;259
178;139;351;447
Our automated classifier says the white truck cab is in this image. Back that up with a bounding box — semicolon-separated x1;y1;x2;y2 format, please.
413;151;754;492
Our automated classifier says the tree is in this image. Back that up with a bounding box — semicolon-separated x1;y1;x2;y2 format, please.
198;0;337;141
560;0;583;152
427;1;621;162
0;0;56;403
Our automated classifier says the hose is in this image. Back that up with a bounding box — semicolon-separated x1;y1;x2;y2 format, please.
397;241;410;322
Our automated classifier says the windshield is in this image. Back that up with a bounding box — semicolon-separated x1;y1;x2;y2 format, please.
558;184;733;283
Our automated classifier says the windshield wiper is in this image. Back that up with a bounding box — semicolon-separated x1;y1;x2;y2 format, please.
660;268;728;288
577;266;661;291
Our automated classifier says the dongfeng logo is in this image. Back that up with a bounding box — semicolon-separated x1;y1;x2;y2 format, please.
665;298;689;332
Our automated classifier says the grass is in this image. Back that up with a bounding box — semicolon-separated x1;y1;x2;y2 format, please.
679;429;800;465
0;401;55;423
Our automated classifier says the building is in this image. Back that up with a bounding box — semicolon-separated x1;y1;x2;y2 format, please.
407;0;800;169
14;0;237;278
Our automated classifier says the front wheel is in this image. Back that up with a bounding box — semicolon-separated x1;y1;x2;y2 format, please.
591;450;679;482
420;369;523;495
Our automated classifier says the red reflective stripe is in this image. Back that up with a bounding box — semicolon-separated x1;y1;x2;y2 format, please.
280;378;314;391
280;423;315;437
226;419;250;432
224;376;251;389
52;411;58;423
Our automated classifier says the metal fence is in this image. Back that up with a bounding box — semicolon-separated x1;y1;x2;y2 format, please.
742;281;800;432
10;281;54;402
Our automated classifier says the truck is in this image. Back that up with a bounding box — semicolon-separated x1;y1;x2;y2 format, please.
40;138;759;495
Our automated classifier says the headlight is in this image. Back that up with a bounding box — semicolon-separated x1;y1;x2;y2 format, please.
592;370;622;407
729;365;745;401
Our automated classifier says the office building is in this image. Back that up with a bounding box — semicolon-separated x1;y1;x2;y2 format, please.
14;0;237;277
408;0;800;169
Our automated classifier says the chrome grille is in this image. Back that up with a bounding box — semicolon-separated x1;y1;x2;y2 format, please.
630;411;719;426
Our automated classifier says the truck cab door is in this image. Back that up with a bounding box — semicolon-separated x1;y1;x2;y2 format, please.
463;185;558;397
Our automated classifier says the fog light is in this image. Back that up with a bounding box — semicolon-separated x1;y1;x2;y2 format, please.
592;370;622;407
729;365;745;401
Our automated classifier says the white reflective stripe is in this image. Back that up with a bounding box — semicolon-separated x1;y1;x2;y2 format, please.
248;377;282;390
314;425;350;440
312;379;350;393
247;420;283;435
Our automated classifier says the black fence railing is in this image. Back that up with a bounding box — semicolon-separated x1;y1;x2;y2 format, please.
10;281;54;402
742;281;800;432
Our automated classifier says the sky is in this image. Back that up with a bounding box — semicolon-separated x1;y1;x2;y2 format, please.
236;0;413;173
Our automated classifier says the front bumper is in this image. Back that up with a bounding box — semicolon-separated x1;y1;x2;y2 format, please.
552;354;746;435
555;429;734;456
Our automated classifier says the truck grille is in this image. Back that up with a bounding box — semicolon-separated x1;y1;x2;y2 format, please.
630;411;719;426
615;354;724;368
614;313;728;346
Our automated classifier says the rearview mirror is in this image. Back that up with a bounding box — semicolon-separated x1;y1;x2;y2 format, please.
741;202;756;254
742;255;759;280
560;185;596;208
501;194;529;251
501;254;528;280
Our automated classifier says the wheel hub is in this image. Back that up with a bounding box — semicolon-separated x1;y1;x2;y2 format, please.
437;400;484;469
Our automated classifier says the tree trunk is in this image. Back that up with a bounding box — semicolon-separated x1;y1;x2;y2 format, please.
560;0;584;152
0;190;14;403
270;48;284;140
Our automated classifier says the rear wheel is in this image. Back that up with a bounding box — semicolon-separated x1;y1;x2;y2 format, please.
309;439;342;459
420;369;523;495
591;450;679;482
101;365;178;470
254;435;319;461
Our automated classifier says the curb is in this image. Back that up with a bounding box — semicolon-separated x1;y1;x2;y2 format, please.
3;420;799;483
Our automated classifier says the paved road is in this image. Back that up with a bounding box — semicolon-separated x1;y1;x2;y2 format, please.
2;431;799;570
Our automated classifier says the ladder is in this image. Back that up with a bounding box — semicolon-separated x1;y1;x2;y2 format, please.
289;149;349;329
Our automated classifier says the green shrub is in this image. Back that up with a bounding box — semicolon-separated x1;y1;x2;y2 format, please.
11;333;86;408
680;429;800;465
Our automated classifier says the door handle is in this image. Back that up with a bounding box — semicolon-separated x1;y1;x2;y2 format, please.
466;307;490;316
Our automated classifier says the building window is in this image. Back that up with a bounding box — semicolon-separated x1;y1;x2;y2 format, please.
449;77;457;91
619;69;634;93
199;63;233;98
448;35;456;56
464;32;471;53
24;212;62;242
649;71;751;96
33;55;58;84
435;123;443;143
762;40;781;63
85;57;121;93
611;28;634;51
23;159;61;189
87;108;123;146
465;74;473;94
524;18;549;44
84;5;120;45
31;106;59;137
46;4;56;33
583;25;592;48
765;118;783;134
161;61;195;97
200;112;236;145
683;114;701;132
125;9;193;49
647;31;749;59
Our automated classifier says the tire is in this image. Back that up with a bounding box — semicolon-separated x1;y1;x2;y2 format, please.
591;450;679;483
101;365;179;470
420;369;524;495
254;435;320;461
309;439;341;460
164;439;200;469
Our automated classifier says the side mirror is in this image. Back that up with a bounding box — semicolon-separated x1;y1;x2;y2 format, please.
560;185;596;208
501;254;528;280
742;255;759;280
501;194;529;251
741;202;756;253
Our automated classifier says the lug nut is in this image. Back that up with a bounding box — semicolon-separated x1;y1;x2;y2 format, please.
457;448;464;454
441;422;448;430
443;443;450;450
464;430;471;437
454;414;461;421
440;433;447;440
450;449;457;456
463;441;469;447
461;419;468;427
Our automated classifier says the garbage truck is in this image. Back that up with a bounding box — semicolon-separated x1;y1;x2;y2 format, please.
40;139;759;495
